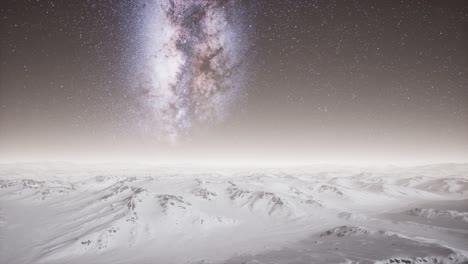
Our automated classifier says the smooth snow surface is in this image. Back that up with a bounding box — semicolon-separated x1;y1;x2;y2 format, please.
0;163;467;264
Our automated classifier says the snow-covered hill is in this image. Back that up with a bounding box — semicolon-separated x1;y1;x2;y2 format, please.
0;163;467;264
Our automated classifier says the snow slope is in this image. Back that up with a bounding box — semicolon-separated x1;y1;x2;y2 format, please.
0;163;467;264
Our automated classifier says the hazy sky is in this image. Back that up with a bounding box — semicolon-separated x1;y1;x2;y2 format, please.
1;0;467;164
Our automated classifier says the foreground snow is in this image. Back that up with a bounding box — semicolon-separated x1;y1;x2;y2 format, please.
0;163;467;264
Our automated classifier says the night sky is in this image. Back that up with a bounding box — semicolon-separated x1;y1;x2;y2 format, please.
1;0;467;164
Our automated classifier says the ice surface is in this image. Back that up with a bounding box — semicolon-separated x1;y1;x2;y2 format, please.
0;163;467;264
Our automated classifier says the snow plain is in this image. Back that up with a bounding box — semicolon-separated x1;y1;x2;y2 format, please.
0;163;467;264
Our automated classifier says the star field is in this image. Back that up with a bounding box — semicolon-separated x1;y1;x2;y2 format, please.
0;0;467;163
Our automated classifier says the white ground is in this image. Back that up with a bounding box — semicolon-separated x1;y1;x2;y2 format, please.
0;163;467;264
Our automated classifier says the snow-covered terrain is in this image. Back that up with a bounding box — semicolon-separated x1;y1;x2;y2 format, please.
0;163;467;264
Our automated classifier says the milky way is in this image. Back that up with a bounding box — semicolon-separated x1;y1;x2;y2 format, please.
2;0;467;162
135;0;251;142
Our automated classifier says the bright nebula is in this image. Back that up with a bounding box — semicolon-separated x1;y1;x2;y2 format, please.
135;0;251;142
